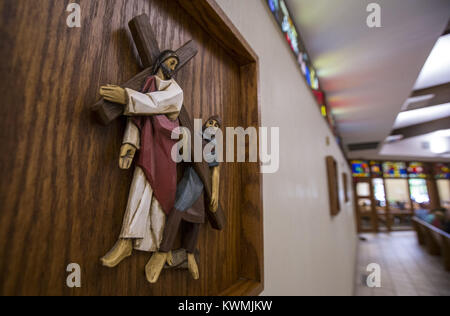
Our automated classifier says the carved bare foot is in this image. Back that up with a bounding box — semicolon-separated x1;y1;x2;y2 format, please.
145;252;168;283
100;239;133;268
187;253;199;280
166;251;174;266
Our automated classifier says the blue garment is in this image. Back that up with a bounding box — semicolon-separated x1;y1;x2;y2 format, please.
415;209;429;221
425;214;435;224
174;167;204;212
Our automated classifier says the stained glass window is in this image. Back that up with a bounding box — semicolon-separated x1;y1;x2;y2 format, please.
268;0;279;13
266;0;342;145
310;68;319;90
370;161;383;178
351;160;370;178
407;162;427;178
266;0;319;90
268;0;302;61
434;163;450;179
383;161;408;178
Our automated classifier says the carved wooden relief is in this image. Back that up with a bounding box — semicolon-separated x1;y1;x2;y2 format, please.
343;172;349;203
326;156;341;216
0;0;263;296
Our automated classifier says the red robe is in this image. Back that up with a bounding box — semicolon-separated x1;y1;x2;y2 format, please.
131;76;180;215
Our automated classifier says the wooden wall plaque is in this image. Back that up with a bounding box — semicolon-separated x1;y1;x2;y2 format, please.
343;173;349;203
0;0;263;296
326;156;341;216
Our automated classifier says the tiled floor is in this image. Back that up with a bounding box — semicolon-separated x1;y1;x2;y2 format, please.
354;231;450;296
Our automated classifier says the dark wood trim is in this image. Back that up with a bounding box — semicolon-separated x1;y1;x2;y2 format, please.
382;177;392;231
326;156;341;216
408;82;450;111
406;177;414;214
391;116;450;140
352;180;362;233
343;173;349;203
178;0;257;65
371;178;379;232
427;162;442;210
353;178;378;232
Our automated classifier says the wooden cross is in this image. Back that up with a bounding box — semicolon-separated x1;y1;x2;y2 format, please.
90;14;226;230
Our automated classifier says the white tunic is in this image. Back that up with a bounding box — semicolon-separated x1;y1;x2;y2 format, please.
119;77;183;252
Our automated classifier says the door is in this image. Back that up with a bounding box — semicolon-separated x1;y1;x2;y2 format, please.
354;179;377;232
385;179;413;230
372;178;390;232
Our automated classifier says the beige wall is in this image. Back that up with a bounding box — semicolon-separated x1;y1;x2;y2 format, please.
216;0;357;295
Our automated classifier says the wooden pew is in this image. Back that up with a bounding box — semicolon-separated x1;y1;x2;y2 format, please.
412;217;425;245
412;217;450;271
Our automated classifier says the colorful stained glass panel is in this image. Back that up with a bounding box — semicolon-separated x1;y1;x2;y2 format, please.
407;162;427;178
383;162;408;178
266;0;342;145
370;161;383;177
351;160;370;178
434;163;450;179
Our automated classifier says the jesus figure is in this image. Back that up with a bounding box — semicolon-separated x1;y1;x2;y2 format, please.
98;50;183;283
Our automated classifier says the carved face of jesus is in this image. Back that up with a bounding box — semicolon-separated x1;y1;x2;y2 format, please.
158;57;179;80
160;57;179;80
164;57;179;72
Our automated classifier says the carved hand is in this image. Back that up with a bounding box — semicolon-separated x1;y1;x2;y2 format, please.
119;144;136;170
99;85;127;105
209;166;220;213
210;192;219;213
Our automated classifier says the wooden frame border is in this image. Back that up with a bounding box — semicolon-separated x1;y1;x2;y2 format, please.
177;0;264;296
352;177;378;233
326;156;340;216
342;172;349;203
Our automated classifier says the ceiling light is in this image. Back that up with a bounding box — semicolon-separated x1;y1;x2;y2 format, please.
414;34;450;90
433;129;450;138
393;102;450;129
429;135;449;154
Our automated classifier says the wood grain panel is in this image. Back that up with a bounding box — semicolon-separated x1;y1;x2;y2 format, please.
326;156;341;216
0;0;263;295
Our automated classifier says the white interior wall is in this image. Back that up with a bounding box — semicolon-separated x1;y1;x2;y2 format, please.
216;0;357;295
